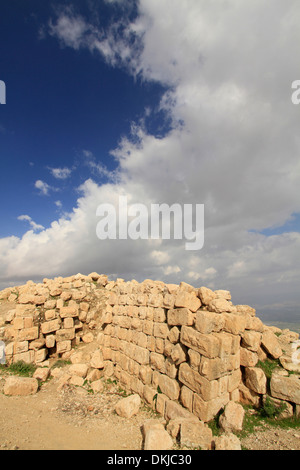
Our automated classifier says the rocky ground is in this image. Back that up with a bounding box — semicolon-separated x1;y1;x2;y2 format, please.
0;356;299;451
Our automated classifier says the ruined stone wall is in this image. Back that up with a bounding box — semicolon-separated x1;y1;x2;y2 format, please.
1;273;109;364
99;280;262;422
1;274;299;422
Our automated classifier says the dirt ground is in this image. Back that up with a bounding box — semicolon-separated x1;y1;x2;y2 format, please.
0;370;167;451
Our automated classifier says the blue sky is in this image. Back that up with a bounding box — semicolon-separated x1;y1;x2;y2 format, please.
1;0;300;324
0;0;169;237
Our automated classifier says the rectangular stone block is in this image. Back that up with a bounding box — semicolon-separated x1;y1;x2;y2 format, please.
41;319;61;335
45;334;56;348
193;392;230;422
180;326;220;358
13;341;29;354
195;311;225;334
18;326;39;342
59;306;79;318
56;328;75;342
167;308;194;326
156;373;180;401
178;362;219;401
56;340;71;354
132;345;150;365
153;322;169;339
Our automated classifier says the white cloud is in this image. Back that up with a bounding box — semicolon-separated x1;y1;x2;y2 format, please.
35;179;59;196
17;215;44;232
34;180;51;196
49;167;72;180
1;1;300;322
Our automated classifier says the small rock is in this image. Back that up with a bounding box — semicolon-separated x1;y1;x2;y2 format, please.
115;394;141;418
214;433;242;450
144;428;173;451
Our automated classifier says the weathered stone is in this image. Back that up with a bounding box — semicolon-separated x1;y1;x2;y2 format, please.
4;376;39;396
214;433;241;450
219;401;245;433
56;328;75;342
180;420;213;450
241;331;262;352
261;330;282;359
223;313;246;335
175;290;201;313
155;372;180;401
270;374;300;404
33;367;50;382
215;290;231;300
69;363;88;378
178;362;219;401
208;298;234;314
180;326;220;358
240;348;258;367
245;367;267;395
115;394;141;418
41;319;61;335
170;343;187;365
90;349;104;369
59;306;78;318
195;311;225;334
167;308;194;327
193;392;230;422
144;428;173;450
198;286;217;306
18;327;39;342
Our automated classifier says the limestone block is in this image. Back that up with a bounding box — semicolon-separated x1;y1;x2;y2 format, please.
167;308;194;326
18;326;39;342
198;286;217;306
180;326;220;358
208;298;234;314
245;367;267;395
115;394;141;418
180;420;213;450
56;328;75;342
195;311;225;334
4;376;39;396
270;374;300;404
219;401;245;433
144;428;173;451
193;392;230;422
178;362;219;401
214;433;241;450
240;348;258;367
175;290;201;313
241;331;262;352
261;329;282;359
41;319;61;335
59;306;79;319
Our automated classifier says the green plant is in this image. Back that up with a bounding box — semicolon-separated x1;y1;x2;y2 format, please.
52;359;71;369
257;359;281;379
260;396;287;418
6;360;37;377
153;385;162;404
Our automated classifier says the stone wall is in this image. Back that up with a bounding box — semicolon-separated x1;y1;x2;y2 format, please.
1;274;299;423
1;273;108;364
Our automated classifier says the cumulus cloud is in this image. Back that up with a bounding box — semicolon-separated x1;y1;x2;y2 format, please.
1;1;300;322
17;215;45;232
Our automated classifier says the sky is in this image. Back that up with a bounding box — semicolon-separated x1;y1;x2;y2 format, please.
0;0;300;324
